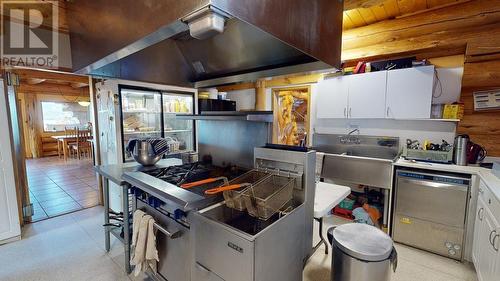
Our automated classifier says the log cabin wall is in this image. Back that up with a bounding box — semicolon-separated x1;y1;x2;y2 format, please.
457;58;500;156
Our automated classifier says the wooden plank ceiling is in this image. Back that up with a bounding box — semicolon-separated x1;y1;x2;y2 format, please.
343;0;466;29
12;68;89;96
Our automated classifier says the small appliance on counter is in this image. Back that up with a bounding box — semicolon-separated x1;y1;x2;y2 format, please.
198;99;236;112
454;134;469;166
467;141;487;164
453;134;487;165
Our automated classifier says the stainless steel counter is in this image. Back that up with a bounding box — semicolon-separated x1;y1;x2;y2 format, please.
94;159;182;185
94;158;182;274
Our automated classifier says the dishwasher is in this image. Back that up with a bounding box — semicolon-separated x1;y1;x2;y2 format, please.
392;168;471;260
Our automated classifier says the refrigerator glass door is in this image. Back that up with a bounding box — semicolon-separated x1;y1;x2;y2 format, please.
162;92;195;155
121;88;162;161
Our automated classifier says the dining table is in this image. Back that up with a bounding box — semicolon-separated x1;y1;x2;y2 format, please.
52;135;93;161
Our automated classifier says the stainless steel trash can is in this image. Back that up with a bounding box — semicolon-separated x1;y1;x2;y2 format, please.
328;223;397;281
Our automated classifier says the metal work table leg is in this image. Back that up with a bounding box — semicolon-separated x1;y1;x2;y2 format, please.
103;178;110;252
312;217;329;255
123;184;131;274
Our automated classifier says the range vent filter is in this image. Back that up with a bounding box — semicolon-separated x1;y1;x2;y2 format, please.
473;90;500;111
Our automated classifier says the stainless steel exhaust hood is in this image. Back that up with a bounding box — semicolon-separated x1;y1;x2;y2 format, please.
67;0;343;88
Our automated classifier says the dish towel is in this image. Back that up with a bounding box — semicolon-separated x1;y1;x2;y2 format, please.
130;210;160;276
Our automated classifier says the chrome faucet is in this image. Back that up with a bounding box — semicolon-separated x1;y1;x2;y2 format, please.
341;128;361;144
347;128;360;136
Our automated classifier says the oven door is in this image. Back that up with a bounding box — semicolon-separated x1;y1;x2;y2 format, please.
136;200;191;281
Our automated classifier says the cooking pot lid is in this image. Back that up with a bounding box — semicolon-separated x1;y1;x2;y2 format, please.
332;223;393;262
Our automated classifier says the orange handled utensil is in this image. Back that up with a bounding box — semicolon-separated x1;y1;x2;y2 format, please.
180;177;228;189
204;183;251;195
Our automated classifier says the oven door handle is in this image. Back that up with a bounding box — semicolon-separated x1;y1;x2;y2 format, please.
153;222;182;239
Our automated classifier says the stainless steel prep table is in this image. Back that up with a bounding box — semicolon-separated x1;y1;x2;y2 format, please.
94;159;182;274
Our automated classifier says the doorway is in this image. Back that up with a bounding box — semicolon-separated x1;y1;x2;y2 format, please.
11;68;99;222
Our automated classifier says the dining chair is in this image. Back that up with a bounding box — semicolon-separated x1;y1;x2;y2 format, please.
64;126;78;158
71;129;92;159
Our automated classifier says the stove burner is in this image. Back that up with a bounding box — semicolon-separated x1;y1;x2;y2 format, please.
145;163;211;186
143;162;248;199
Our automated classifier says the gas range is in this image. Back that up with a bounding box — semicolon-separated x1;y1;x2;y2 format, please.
143;163;212;186
124;162;248;212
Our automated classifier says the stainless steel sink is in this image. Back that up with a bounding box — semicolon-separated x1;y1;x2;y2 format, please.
313;134;399;188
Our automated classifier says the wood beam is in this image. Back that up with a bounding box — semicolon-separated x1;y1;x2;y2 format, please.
13;68;88;84
342;0;500;51
255;80;267;110
17;83;89;96
26;78;46;85
344;0;386;11
341;0;500;62
70;82;89;88
462;59;500;88
217;82;256;92
264;74;323;88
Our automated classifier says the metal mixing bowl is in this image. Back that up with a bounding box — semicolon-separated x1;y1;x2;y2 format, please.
131;140;163;166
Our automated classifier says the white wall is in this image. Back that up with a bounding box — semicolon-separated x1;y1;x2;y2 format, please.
0;80;21;244
226;89;256;110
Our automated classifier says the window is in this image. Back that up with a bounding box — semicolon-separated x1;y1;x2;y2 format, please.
41;101;90;132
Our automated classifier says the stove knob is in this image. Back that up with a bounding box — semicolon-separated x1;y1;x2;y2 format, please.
174;209;185;220
148;196;163;208
132;187;143;197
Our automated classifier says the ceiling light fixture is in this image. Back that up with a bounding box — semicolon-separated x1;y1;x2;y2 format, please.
78;101;91;107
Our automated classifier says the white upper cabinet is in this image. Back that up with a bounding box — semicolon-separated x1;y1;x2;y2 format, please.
316;75;349;119
386;65;435;119
348;71;387;119
316;66;435;120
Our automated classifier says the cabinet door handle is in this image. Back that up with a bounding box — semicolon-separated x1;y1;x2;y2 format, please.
478;208;484;221
195;262;211;273
344;108;346;118
493;234;499;252
386;107;390;117
349;108;352;118
490;230;497;246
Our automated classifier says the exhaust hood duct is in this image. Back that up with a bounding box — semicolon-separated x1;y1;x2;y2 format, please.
67;0;343;88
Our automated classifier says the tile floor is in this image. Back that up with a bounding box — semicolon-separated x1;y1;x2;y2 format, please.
0;207;478;281
26;156;99;221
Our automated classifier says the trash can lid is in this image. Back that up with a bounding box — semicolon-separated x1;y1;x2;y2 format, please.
332;223;393;262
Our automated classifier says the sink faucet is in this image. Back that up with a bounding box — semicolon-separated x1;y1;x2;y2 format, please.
341;129;361;144
347;128;360;136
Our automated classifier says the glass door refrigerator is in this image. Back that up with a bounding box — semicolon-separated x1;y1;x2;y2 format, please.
162;91;195;155
119;86;195;162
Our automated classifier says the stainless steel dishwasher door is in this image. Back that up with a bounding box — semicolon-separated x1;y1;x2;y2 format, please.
393;170;470;260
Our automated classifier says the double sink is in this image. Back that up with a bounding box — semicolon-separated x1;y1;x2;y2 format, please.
313;133;400;189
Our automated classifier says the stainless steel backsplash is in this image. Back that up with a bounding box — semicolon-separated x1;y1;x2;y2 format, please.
197;120;270;168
